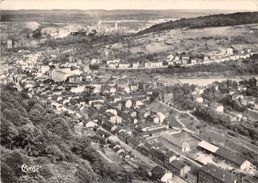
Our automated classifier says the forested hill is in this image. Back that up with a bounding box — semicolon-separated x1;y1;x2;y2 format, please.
138;12;258;35
0;84;150;183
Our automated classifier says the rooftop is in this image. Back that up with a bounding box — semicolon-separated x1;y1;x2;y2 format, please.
200;164;239;183
198;140;219;153
171;160;185;170
215;148;246;167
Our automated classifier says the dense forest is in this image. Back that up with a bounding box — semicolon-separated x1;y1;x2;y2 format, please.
138;12;258;35
0;84;149;183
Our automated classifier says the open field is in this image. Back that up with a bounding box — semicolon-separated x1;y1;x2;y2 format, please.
129;24;258;55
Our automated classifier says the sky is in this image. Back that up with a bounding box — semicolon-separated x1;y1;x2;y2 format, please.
1;0;258;10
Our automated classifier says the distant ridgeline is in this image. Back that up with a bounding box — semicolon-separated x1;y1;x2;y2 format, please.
138;12;258;35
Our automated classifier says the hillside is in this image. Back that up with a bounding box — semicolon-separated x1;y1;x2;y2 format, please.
138;12;258;35
0;84;150;183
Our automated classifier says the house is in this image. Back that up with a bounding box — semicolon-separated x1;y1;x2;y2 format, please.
226;48;234;55
67;75;82;83
118;63;130;69
117;80;128;89
7;39;13;49
151;166;166;180
118;130;130;143
113;96;122;103
108;63;118;69
240;160;256;172
149;148;165;164
154;116;160;124
196;97;204;103
216;105;224;112
182;57;189;64
38;65;50;75
110;115;122;124
97;128;111;138
131;111;137;118
157;112;166;123
138;143;151;156
90;59;99;65
130;83;139;92
180;60;186;65
157;61;163;67
145;62;152;68
102;121;114;132
106;108;117;115
203;56;210;63
85;121;97;129
110;86;117;93
91;84;102;94
198;164;239;183
124;85;130;93
70;85;85;93
161;172;173;183
107;137;119;148
49;68;82;82
142;125;168;135
88;97;105;106
107;59;120;65
132;62;140;68
127;136;140;147
191;59;197;64
84;65;90;72
174;56;180;61
167;54;174;61
136;100;144;107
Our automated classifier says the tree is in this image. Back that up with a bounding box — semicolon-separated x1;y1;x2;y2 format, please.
45;145;64;162
46;117;72;140
136;165;150;180
1;162;18;183
0;116;18;148
2;108;22;126
75;161;97;183
29;109;43;125
151;166;165;180
70;136;90;155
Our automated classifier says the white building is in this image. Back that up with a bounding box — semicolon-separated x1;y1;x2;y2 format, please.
216;105;224;112
132;62;140;69
109;63;118;69
110;115;122;124
125;100;133;108
92;84;102;94
196;97;204;103
49;68;82;82
7;39;13;49
226;48;234;55
157;112;166;123
240;160;256;172
167;54;174;61
70;85;86;93
107;59;120;65
118;63;130;69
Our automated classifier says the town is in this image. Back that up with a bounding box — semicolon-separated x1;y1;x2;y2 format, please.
1;40;258;183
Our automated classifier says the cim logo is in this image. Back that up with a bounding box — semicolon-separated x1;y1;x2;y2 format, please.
21;163;41;173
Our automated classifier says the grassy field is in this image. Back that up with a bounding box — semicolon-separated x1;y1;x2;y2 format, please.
125;23;258;56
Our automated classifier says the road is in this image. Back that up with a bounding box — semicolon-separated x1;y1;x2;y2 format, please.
99;66;167;70
157;99;198;135
98;128;189;182
98;127;158;168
